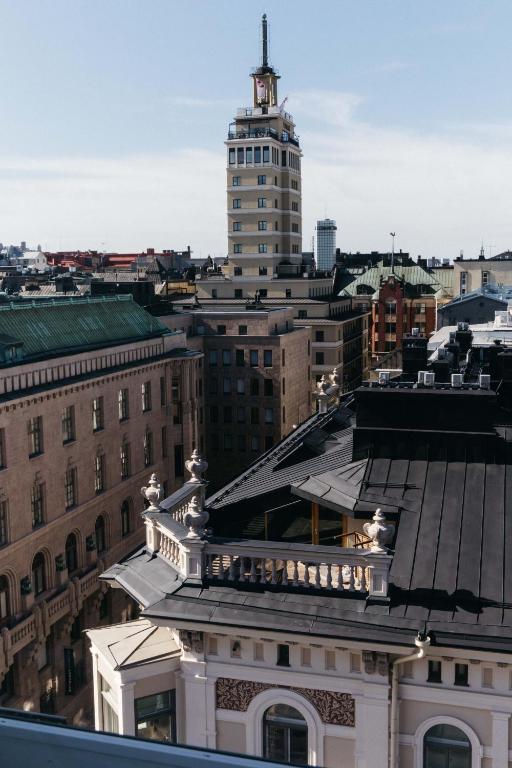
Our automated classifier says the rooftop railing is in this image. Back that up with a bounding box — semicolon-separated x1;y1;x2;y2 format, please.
227;127;300;147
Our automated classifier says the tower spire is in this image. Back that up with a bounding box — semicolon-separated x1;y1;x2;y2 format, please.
262;13;268;67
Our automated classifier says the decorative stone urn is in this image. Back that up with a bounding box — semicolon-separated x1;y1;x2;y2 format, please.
184;495;210;539
140;473;162;512
363;509;394;553
185;449;208;483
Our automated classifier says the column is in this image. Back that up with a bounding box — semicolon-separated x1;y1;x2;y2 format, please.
118;681;136;736
180;659;209;747
354;687;389;768
91;651;102;731
491;711;510;768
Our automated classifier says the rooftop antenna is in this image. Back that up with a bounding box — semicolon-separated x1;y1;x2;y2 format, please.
262;13;268;67
390;232;396;271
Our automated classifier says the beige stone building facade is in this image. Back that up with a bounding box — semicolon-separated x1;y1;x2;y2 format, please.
453;251;512;295
0;296;202;723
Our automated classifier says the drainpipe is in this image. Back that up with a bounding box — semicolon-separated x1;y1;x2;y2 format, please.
389;631;431;768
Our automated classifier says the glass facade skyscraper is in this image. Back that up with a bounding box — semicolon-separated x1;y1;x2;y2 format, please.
316;219;337;271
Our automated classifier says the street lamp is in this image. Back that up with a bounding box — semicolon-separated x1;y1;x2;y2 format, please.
390;232;396;269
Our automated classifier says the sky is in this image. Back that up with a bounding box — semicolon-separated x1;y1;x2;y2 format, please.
1;0;512;259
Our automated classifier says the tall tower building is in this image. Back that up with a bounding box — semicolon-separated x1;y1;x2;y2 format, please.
225;15;302;277
316;218;337;272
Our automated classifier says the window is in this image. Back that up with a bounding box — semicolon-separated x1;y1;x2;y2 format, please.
32;552;46;596
95;516;106;553
482;270;489;286
250;350;258;367
234;289;243;299
118;389;129;421
482;667;493;688
428;660;442;683
223;406;232;424
259;266;268;276
250;378;259;396
259;289;267;298
223;377;231;394
277;644;290;667
234;266;242;276
291;223;299;233
292;244;299;254
263;146;270;163
62;406;75;443
237;406;246;422
65;534;78;574
232;175;241;186
263;349;272;367
233;221;242;231
255;147;261;163
209;350;218;367
298;310;307;319
258;220;267;231
160;377;166;407
236;378;245;395
423;724;471;768
120;442;131;479
265;436;274;450
454;663;468;686
231;640;241;658
121;500;131;537
282;378;285;395
233;243;242;254
217;325;226;336
233;199;241;209
264;408;274;424
259;243;268;253
251;435;260;451
31;482;45;527
315;330;324;342
222;349;231;366
325;650;336;670
258;197;267;208
228;148;235;165
143;431;153;467
28;416;43;456
263;704;307;765
246;147;253;163
315;352;325;365
210;405;219;423
258;174;266;185
92;397;104;431
238;325;248;337
0;576;9;621
0;500;7;546
142;382;152;412
94;454;106;493
223;433;233;451
65;467;77;509
251;407;259;424
254;642;264;661
135;691;176;743
264;379;273;396
237;147;244;164
212;289;218;299
285;289;291;299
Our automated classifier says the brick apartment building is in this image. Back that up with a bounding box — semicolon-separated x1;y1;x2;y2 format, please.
0;296;202;724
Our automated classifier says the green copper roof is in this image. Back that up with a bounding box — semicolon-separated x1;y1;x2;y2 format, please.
341;261;442;297
0;295;169;363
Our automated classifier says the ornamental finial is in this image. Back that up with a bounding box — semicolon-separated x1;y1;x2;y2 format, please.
140;473;162;512
363;509;394;554
184;494;210;539
185;448;208;483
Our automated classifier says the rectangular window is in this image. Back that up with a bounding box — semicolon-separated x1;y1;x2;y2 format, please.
285;288;291;298
232;175;241;186
228;148;235;164
118;389;129;421
120;443;131;479
251;435;260;452
223;377;231;394
233;243;242;253
254;642;264;661
250;378;259;396
234;289;243;299
301;647;311;667
258;174;266;185
209;377;218;394
237;406;246;423
65;467;77;509
246;147;253;163
94;454;105;493
62;406;75;443
277;644;290;667
482;668;494;688
233;221;242;231
315;352;325;365
298;310;307;319
263;349;272;367
142;382;152;412
259;266;268;276
174;444;184;477
161;426;168;458
209;350;218;367
223;406;232;424
258;220;267;230
236;377;245;395
235;349;245;366
250;350;258;367
454;663;469;686
222;349;231;366
258;243;267;253
258;197;266;208
0;500;7;546
250;407;259;424
160;377;166;406
264;407;274;424
291;223;299;233
234;266;242;276
325;650;336;670
223;433;233;451
92;397;104;431
264;379;273;396
143;431;153;467
259;289;267;298
264;435;274;450
428;660;442;683
315;330;325;342
135;691;176;743
28;416;43;456
232;198;241;209
31;483;44;527
238;326;247;337
263;146;270;163
210;405;219;423
255;146;261;163
237;147;244;164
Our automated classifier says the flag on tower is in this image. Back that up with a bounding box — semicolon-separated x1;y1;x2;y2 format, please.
256;78;267;102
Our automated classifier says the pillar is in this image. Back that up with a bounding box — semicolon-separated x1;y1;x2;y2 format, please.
180;659;209;747
491;711;509;768
91;651;102;731
118;681;136;736
355;687;389;768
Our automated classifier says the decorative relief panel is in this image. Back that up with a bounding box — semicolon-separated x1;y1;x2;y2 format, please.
215;677;355;726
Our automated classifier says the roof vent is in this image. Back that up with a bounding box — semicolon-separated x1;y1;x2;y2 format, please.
423;371;435;387
451;373;463;388
417;370;426;384
479;374;491;390
378;371;390;385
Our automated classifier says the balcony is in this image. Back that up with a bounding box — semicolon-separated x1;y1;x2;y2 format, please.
227;127;300;147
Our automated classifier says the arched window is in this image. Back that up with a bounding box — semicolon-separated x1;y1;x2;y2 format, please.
424;724;471;768
32;552;46;596
0;575;9;621
121;500;131;538
263;704;308;765
95;516;106;553
65;534;78;574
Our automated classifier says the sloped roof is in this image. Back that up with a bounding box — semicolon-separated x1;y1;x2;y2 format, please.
341;262;442;297
87;619;180;670
0;295;169;362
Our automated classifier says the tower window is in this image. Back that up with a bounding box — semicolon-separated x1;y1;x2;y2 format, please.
258;197;266;208
228;148;235;164
259;244;268;253
232;176;241;186
233;198;241;209
255;147;261;163
263;146;270;163
258;175;266;185
258;221;267;231
237;147;244;164
246;147;253;163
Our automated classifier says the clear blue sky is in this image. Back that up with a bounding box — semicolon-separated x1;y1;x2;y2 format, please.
1;0;512;258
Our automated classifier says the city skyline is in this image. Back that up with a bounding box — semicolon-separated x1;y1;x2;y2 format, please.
2;0;512;258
